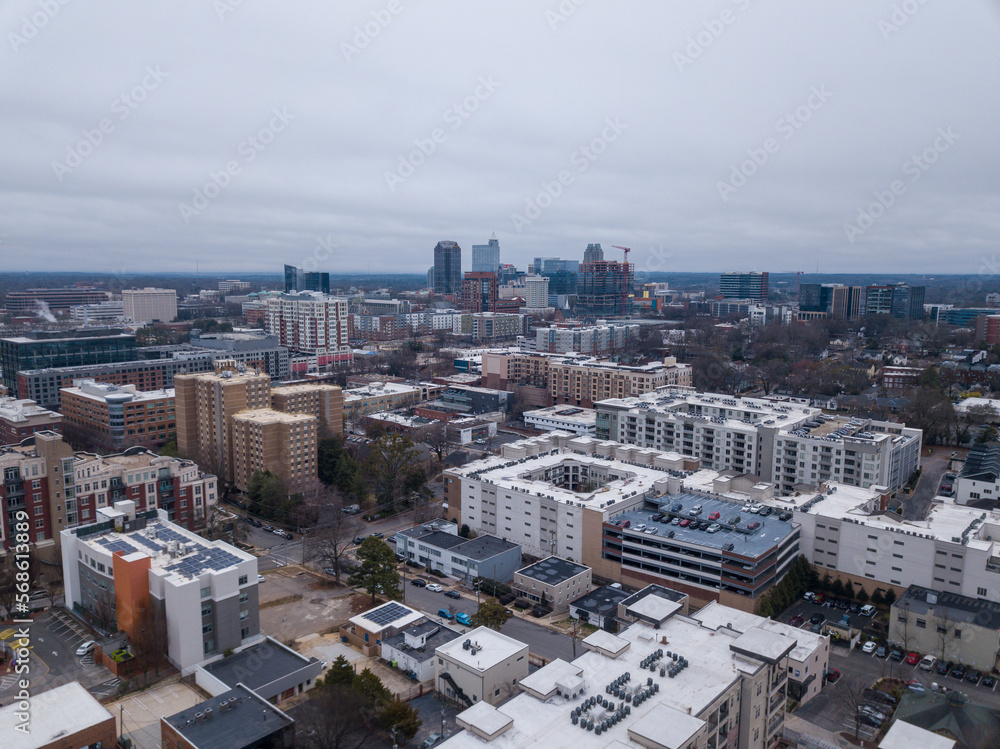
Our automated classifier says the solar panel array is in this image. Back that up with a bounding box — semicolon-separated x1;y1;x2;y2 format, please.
88;522;244;579
97;537;138;554
364;602;411;627
166;547;242;577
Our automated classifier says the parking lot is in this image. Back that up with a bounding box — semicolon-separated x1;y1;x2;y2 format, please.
110;679;204;749
0;609;114;702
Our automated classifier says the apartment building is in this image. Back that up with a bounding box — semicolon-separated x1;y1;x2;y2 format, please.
889;585;1000;672
122;287;178;324
60;379;175;451
459;312;529;341
436;626;530;707
444;432;698;569
480;350;692;409
1;328;137;396
61;501;261;674
523;405;597;436
174;363;272;485
512;556;591;613
0;431;215;564
531;323;638;356
230;408;317;493
441;594;796;749
596;389;921;495
271;382;343;434
264;292;351;365
0;395;62;444
395;520;522;582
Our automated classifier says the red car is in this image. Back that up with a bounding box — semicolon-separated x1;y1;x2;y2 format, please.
825;667;840;683
679;518;691;527
708;511;721;521
789;615;804;627
905;652;921;665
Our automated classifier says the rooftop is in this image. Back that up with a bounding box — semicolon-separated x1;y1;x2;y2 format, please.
692;601;827;663
960;442;1000;481
895;585;1000;630
437;626;528;672
523;406;598;425
516;556;589;585
76;517;254;580
1;681;113;749
62;379;174;403
345;381;422;400
350;600;424;632
439;610;792;749
231;408;315;425
202;638;317;694
569;585;630;617
879;720;956;749
163;684;293;749
0;396;60;423
382;621;463;662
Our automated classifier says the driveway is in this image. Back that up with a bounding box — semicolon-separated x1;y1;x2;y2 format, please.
900;446;955;520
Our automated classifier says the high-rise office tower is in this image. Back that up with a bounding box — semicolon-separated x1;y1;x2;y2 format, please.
578;261;634;315
471;234;501;272
433;241;462;295
799;284;862;320
720;272;769;302
583;243;604;264
283;264;330;295
863;283;924;319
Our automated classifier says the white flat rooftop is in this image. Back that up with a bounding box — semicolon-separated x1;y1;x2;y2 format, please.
729;628;796;664
582;629;630;657
437;626;528;672
457;701;515;738
693;602;824;663
879;719;956;749
1;681;113;749
518;659;584;699
628;702;705;749
626;595;682;624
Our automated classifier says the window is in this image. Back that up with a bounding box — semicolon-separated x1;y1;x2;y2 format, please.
239;592;249;603
240;610;249;620
200;586;211;598
201;604;212;617
978;587;988;596
202;623;213;634
239;575;248;585
916;619;926;628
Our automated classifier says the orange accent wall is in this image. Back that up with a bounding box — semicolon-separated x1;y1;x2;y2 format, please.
112;550;151;639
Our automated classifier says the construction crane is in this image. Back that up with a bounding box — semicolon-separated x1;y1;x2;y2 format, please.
779;270;804;295
612;246;632;315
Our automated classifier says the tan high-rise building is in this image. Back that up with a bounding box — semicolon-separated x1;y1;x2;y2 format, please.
174;363;271;485
271;383;344;435
231;409;317;493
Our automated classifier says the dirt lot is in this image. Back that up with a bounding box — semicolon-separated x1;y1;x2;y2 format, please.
258;565;365;643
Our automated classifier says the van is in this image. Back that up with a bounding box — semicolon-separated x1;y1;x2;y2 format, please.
860;604;877;617
919;654;937;671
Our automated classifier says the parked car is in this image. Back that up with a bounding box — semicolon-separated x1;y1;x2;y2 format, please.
386;535;396;543
650;513;664;522
825;667;840;683
282;531;293;540
323;568;337;576
857;712;883;728
727;515;742;525
708;511;721;521
353;536;366;545
257;574;265;582
426;583;443;592
262;525;274;532
789;615;804;627
906;680;926;694
759;506;773;516
455;612;472;626
679;519;691;527
444;590;461;599
745;521;761;531
803;591;816;602
890;648;904;662
919;654;937;671
422;733;443;749
875;644;888;658
848;603;860;614
810;613;826;626
966;670;982;685
813;593;826;605
982;675;997;689
707;523;721;533
860;604;877;617
905;652;921;665
634;523;647;532
864;688;897;707
671;517;682;526
862;640;878;654
778;512;793;521
951;665;967;680
369;532;384;539
437;608;454;620
75;640;96;656
410;578;427;587
935;661;953;676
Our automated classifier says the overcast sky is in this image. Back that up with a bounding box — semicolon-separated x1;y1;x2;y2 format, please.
2;1;998;278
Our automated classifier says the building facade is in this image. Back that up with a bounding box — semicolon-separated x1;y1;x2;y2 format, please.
1;329;137;396
264;293;351;364
60;379;175;451
532;323;638;356
284;263;329;294
460;272;500;313
271;382;343;434
523;275;549;309
471;234;500;272
0;396;62;445
436;626;530;707
512;556;591;613
230;408;317;493
4;287;106;312
576;261;633;316
122;287;178;324
720;271;769;302
434;240;463;295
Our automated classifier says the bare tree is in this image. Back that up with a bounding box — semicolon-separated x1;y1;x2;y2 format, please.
425;421;450;464
202;505;248;545
296;685;378;749
93;589;117;633
837;676;869;740
307;492;363;585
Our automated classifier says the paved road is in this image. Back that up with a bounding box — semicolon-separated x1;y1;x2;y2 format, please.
399;578;577;662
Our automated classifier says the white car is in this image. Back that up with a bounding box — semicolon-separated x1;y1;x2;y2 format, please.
257;574;265;583
862;640;878;654
426;583;443;592
76;640;96;656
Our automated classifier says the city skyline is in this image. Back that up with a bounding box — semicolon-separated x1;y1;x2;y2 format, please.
2;3;997;276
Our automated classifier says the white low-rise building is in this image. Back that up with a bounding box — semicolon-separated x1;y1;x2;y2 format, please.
382;621;463;682
523;405;597;436
437;626;530;707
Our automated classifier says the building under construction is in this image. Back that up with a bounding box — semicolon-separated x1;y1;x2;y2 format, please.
576;261;634;316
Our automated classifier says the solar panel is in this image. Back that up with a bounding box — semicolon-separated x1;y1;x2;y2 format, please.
365;602;411;626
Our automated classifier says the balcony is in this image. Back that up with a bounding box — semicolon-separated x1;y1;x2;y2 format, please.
770;670;788;692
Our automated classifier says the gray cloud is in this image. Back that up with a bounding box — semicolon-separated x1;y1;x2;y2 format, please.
1;0;998;276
